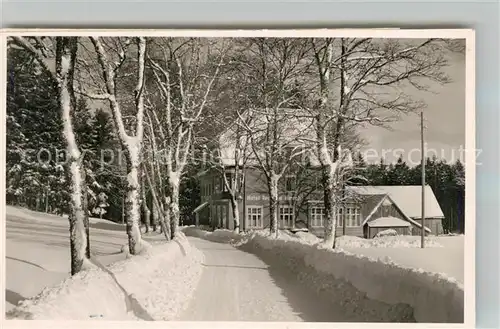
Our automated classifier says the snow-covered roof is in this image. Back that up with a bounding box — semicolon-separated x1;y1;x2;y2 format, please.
367;216;411;228
216;108;316;166
347;185;444;219
361;194;432;233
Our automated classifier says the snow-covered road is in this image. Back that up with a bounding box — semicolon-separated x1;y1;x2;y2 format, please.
178;237;343;322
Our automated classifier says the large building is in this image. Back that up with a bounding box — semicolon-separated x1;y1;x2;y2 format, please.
193;110;445;238
194;165;445;238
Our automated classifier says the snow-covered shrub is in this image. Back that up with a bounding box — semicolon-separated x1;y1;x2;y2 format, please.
375;229;398;238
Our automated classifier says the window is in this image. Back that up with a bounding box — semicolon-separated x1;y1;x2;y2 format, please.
221;205;227;228
216;205;221;227
204;182;213;197
310;207;343;227
337;207;344;227
285;175;296;192
216;205;227;228
345;206;361;227
279;206;294;228
214;177;220;193
310;207;324;227
210;205;215;224
247;206;263;228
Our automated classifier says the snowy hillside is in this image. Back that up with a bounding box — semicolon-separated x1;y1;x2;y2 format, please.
5;206;201;319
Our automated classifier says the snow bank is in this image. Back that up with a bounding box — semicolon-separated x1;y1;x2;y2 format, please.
294;231;322;245
6;264;137;320
337;235;443;248
184;228;463;323
375;228;399;237
238;231;463;323
182;227;244;244
6;233;204;321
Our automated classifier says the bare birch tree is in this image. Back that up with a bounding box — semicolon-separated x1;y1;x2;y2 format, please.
83;37;148;255
140;169;151;233
147;37;228;239
9;36;91;274
143;109;171;239
206;117;253;234
310;37;451;248
229;38;312;237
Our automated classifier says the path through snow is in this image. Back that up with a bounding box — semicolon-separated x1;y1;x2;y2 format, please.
178;237;344;322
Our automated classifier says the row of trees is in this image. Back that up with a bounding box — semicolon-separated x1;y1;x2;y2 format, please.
210;38;457;248
7;35;461;274
6;49;122;219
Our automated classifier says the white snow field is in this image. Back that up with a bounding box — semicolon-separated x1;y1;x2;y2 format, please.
342;235;464;284
182;227;464;323
262;230;464;283
5;206;204;320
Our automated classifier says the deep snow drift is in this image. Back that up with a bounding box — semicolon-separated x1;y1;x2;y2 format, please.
5;207;204;320
7;233;204;321
183;227;464;323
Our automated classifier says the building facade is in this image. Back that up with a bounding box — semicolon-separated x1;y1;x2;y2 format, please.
194;166;445;238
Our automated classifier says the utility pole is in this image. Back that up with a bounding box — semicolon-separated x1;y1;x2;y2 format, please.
421;111;426;248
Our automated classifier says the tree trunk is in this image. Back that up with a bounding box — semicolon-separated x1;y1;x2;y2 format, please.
121;195;125;224
316;110;339;249
322;164;338;248
152;202;159;232
56;37;89;275
168;175;180;239
124;155;143;255
82;174;91;259
67;162;88;275
230;195;240;234
45;188;49;213
159;198;171;240
268;174;279;237
144;165;170;241
141;174;150;233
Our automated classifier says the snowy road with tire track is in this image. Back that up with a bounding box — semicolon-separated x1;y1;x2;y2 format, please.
178;237;342;322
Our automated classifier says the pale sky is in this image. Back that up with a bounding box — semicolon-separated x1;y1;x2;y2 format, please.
83;38;466;168
359;50;466;166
